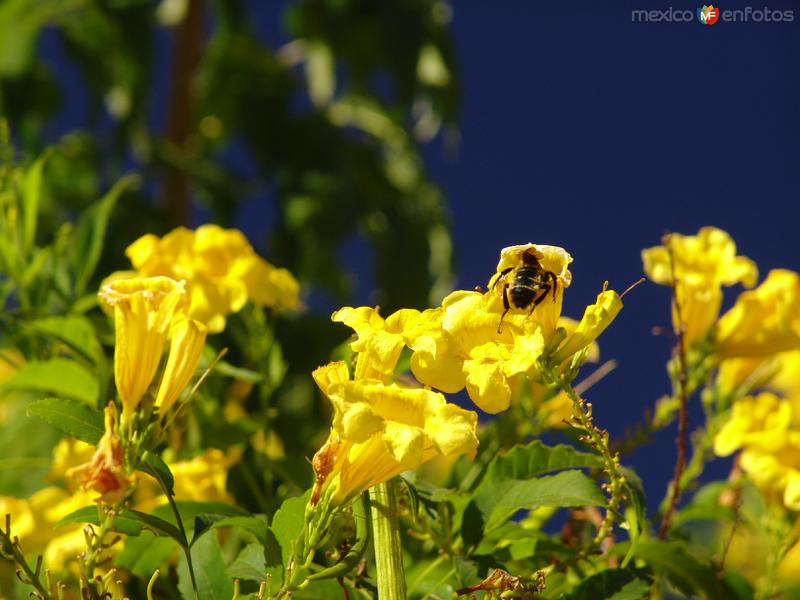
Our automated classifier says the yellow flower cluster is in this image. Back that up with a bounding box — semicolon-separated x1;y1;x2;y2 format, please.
99;276;208;421
310;243;623;506
642;226;758;346
122;225;300;332
644;226;800;510
334;244;622;414
714;351;800;510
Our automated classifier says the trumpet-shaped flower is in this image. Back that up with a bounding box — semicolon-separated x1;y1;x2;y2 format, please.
716;269;800;358
99;276;188;418
549;288;622;365
125;225;300;332
68;406;134;504
310;361;478;506
154;317;208;413
642;227;757;347
100;276;207;421
332;306;422;381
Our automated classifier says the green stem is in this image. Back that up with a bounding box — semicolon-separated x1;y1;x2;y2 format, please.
164;488;199;600
0;515;51;599
541;363;625;546
369;480;407;600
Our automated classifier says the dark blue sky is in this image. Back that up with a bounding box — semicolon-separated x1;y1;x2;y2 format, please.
425;0;800;504
37;1;800;510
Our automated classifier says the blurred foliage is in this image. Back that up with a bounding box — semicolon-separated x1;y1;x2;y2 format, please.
0;0;458;311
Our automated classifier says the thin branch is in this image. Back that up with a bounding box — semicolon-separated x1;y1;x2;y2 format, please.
659;233;690;539
164;0;205;227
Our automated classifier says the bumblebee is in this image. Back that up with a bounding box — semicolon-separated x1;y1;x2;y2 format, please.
491;248;558;333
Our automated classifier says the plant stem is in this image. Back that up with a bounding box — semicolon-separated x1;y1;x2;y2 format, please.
369;480;407;600
541;364;625;546
659;235;690;539
164;488;199;600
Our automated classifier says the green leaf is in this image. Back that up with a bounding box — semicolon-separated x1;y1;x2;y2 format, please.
178;532;234;600
227;543;266;582
7;359;99;406
21;150;49;252
24;315;102;365
153;501;247;530
212;515;269;544
56;505;185;544
628;539;737;600
271;490;310;566
72;173;138;296
480;441;605;486
116;534;179;577
27;397;103;444
213;359;264;384
563;568;652;600
137;452;175;496
56;506;146;536
466;470;605;544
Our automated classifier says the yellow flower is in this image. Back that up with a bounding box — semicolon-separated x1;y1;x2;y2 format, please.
549;288;622;365
716;269;800;358
99;276;188;418
739;442;800;510
68;406;135;504
410;245;620;414
713;392;792;456
125;225;300;333
0;487;97;570
332;306;422;381
154;317;208;414
642;227;757;347
310;361;478;506
715;350;800;400
714;391;800;510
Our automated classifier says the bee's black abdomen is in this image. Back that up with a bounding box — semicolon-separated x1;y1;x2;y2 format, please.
509;267;540;308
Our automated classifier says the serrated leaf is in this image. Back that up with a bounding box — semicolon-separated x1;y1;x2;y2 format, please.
137;452;175;496
563;568;652;600
27;397;103;444
178;532;234;600
72;174;137;296
480;441;605;487
7;359;99;406
227;543;266;582
25;315;102;365
466;470;605;545
271;490;310;567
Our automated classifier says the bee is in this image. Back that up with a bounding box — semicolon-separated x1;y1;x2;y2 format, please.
491;248;558;333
